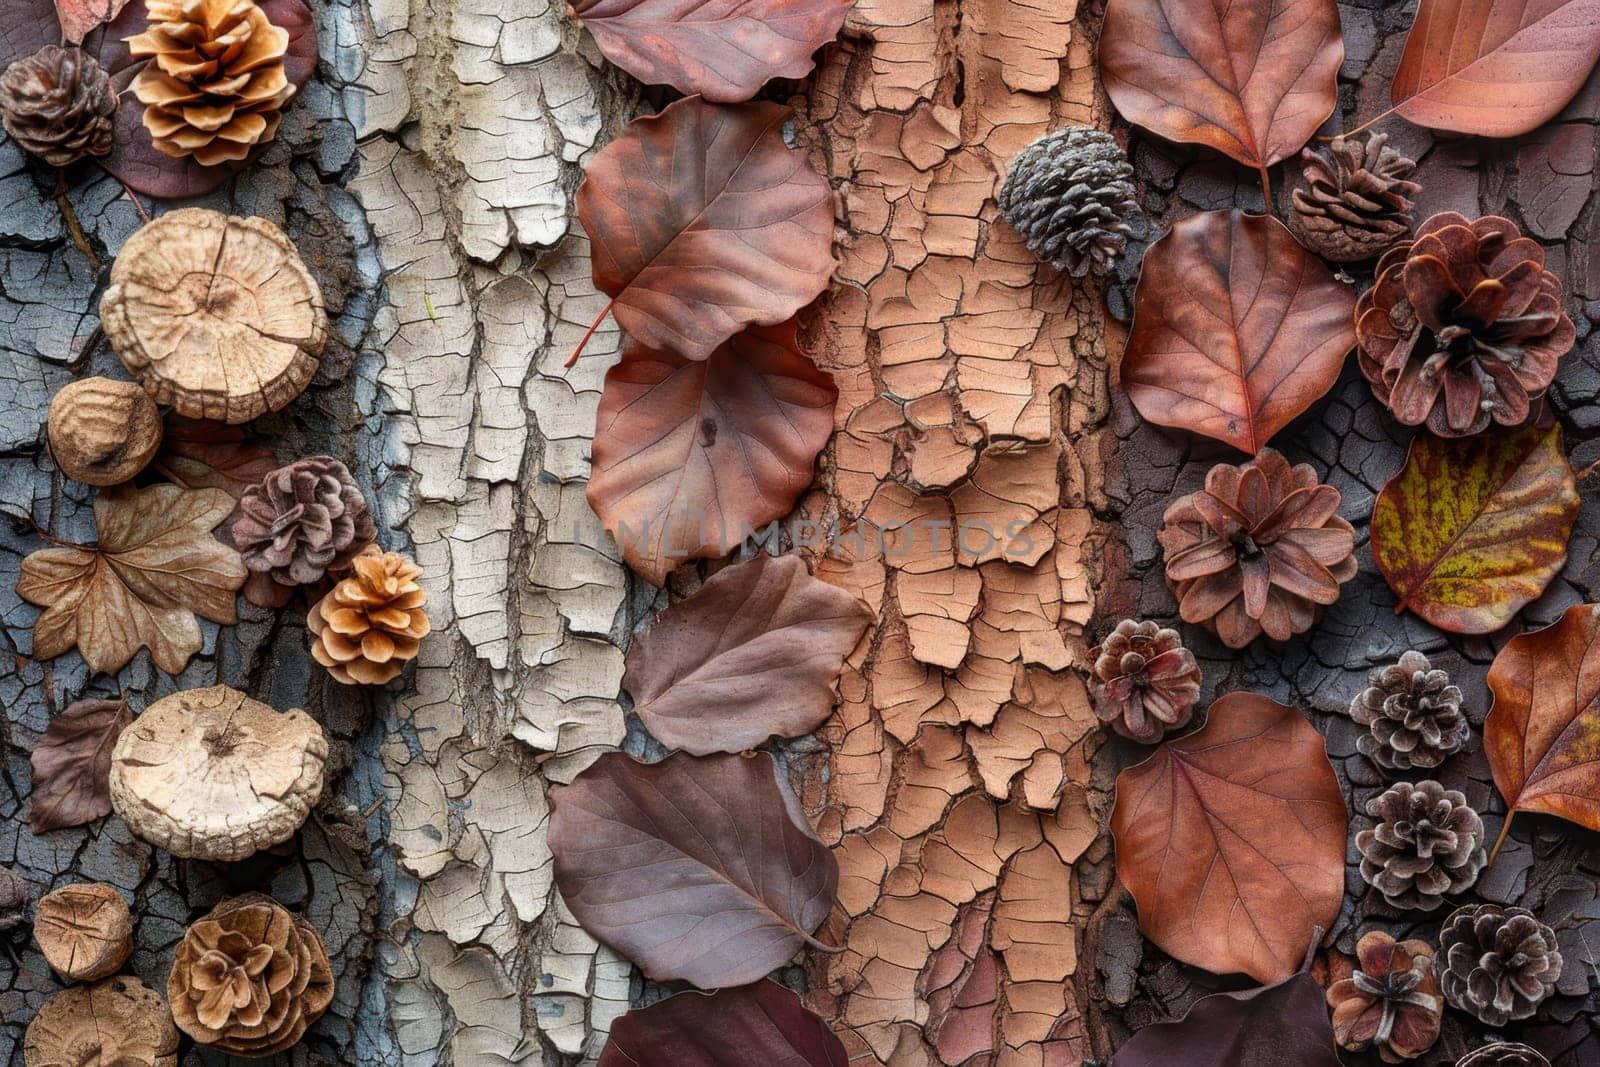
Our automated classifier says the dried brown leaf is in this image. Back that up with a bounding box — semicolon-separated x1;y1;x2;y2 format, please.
28;697;131;833
152;415;279;498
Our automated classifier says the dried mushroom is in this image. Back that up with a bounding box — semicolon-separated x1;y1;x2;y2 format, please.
46;377;163;486
108;685;327;862
34;882;133;981
100;209;326;424
23;974;179;1067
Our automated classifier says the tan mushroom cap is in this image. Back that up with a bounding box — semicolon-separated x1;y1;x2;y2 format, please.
109;685;328;862
23;975;179;1067
100;208;326;424
46;377;163;486
34;882;134;981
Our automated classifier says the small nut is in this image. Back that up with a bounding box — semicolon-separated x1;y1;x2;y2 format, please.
34;882;133;981
46;377;162;486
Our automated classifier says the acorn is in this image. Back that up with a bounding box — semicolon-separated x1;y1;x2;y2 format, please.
46;377;163;486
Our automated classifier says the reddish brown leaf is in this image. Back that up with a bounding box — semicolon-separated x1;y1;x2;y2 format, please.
1111;971;1341;1066
1099;0;1343;169
572;0;853;103
576;95;836;361
548;750;838;989
598;982;848;1066
28;697;131;833
1120;210;1356;454
55;0;130;44
1372;425;1578;635
624;553;872;755
152;416;279;499
1391;0;1600;138
1111;692;1347;983
0;0;59;66
587;321;837;586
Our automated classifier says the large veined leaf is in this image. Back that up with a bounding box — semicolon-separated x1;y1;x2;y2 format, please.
1391;0;1600;138
576;95;836;361
1099;0;1343;170
587;322;837;586
571;0;853;103
598;982;849;1066
1120;210;1356;454
28;697;131;833
1112;972;1341;1066
55;0;131;44
1373;424;1578;635
548;750;838;989
624;553;873;754
1111;692;1346;983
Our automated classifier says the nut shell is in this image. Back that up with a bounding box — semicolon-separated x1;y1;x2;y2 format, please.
23;975;179;1067
34;882;133;981
46;377;163;486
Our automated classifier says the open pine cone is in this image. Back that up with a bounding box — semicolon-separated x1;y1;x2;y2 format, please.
1158;449;1356;648
234;457;375;606
1356;212;1575;437
307;549;430;685
127;0;296;166
168;893;332;1057
999;126;1141;277
1350;651;1468;772
1439;904;1562;1026
1290;133;1419;263
1089;619;1201;743
1457;1044;1551;1067
1357;780;1486;911
1327;930;1443;1063
0;45;117;166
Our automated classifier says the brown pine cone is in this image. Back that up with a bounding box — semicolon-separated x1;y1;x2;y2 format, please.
1089;619;1201;743
168;893;332;1057
234;457;376;606
1357;780;1486;910
1350;651;1468;772
1439;904;1562;1026
1158;448;1357;648
1327;930;1442;1063
0;45;117;167
307;549;430;685
127;0;296;166
1290;133;1419;263
1356;212;1575;437
1457;1044;1551;1067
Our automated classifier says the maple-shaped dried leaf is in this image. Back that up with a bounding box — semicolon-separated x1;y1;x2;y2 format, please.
17;484;247;676
55;0;131;44
28;697;131;833
1112;972;1341;1067
152;416;279;499
624;553;873;754
598;982;848;1066
576;96;836;361
1485;603;1600;859
587;322;837;586
572;0;853;103
1121;211;1355;454
1373;425;1578;635
1099;0;1343;170
548;750;838;989
1111;692;1346;983
1391;0;1600;138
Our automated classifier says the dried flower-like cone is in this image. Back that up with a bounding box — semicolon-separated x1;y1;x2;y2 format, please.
127;0;295;166
1327;930;1442;1063
34;882;134;981
308;549;430;684
1439;904;1562;1026
100;209;326;424
0;45;117;166
47;377;164;486
24;975;179;1067
233;457;376;607
1357;780;1486;911
1289;133;1420;263
1089;618;1201;742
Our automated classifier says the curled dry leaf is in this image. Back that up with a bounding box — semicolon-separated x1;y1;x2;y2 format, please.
1112;971;1341;1067
572;0;853;103
1391;0;1600;138
1111;692;1346;983
55;0;132;45
1373;425;1578;635
1120;211;1356;454
598;982;848;1066
548;750;838;989
17;484;246;676
152;415;279;498
1099;0;1343;170
588;322;837;586
28;696;131;833
624;553;873;754
576;95;836;361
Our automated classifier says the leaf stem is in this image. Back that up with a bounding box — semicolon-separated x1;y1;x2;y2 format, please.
564;297;617;368
97;162;152;224
1257;164;1273;215
1317;107;1398;144
23;516;81;550
802;930;847;955
1487;809;1518;865
52;170;101;274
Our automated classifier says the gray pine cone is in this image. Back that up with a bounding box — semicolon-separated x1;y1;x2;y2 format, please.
999;126;1140;277
1440;905;1563;1027
1356;780;1486;911
1457;1044;1551;1067
0;45;117;167
1350;650;1468;772
1289;133;1419;263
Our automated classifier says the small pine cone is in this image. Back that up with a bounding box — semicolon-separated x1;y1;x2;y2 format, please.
1327;930;1442;1063
1089;619;1201;743
1290;133;1419;263
234;457;376;605
999;126;1141;277
1457;1044;1551;1067
0;45;117;167
1357;780;1486;910
127;0;296;166
1439;904;1563;1026
308;549;430;685
1350;651;1468;772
